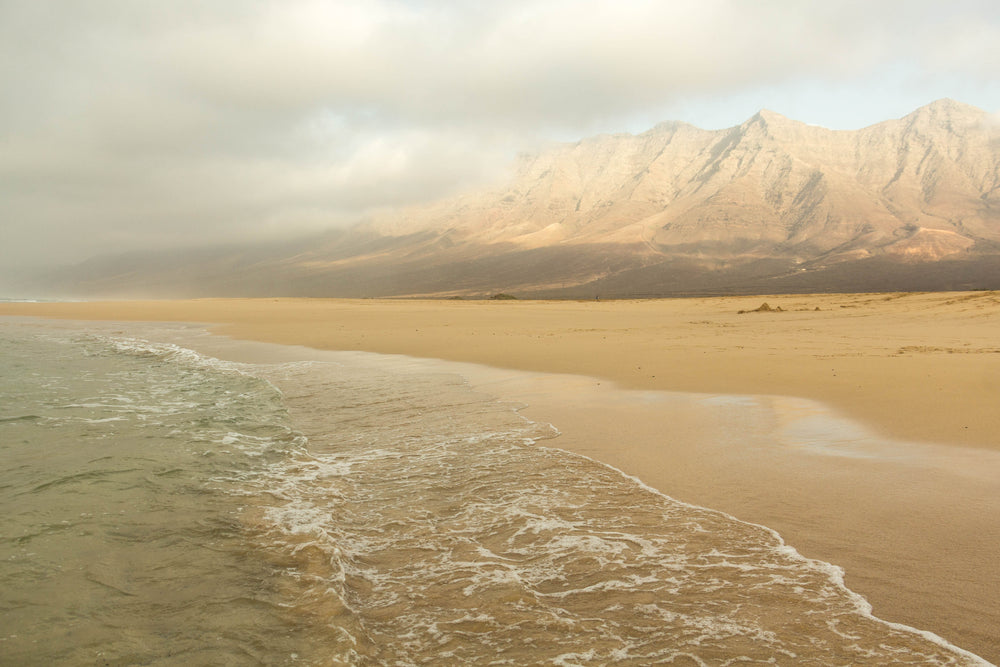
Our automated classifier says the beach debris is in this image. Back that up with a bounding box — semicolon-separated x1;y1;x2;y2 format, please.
738;302;784;314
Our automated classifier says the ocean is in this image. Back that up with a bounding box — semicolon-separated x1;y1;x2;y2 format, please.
0;319;989;665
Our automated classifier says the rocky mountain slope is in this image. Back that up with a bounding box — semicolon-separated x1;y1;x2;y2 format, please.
49;99;1000;297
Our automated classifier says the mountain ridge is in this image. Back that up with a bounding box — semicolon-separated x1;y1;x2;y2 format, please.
364;98;998;256
41;99;1000;298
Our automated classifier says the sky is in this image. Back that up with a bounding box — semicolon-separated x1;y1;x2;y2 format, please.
2;0;999;290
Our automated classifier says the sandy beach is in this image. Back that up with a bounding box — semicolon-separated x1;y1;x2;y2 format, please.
3;291;999;661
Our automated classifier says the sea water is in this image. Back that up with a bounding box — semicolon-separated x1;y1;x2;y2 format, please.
0;321;989;665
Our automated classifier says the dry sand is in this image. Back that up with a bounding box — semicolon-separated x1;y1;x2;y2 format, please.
3;291;999;661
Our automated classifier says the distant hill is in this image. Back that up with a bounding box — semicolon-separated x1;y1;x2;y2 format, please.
45;99;1000;298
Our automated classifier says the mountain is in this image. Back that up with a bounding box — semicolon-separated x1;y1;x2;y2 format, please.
45;99;1000;298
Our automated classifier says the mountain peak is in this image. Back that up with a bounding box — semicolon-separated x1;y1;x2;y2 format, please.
645;119;700;135
909;98;985;122
923;97;982;112
755;108;789;123
736;108;804;139
741;108;800;133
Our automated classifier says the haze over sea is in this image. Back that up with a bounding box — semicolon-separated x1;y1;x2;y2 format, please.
0;318;989;665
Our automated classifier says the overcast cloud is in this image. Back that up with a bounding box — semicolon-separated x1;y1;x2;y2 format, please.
2;0;999;288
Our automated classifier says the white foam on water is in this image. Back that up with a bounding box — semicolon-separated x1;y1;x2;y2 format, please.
10;323;989;665
537;443;992;666
233;348;990;664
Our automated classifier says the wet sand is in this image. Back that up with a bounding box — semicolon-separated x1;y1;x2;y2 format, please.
463;367;1000;664
3;291;999;661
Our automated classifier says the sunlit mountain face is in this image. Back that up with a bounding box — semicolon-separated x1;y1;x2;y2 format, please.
43;100;1000;298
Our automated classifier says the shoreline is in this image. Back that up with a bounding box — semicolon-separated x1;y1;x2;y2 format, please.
95;320;1000;661
2;293;999;661
464;367;1000;663
2;292;999;450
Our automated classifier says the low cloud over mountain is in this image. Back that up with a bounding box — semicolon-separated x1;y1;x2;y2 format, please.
47;99;1000;298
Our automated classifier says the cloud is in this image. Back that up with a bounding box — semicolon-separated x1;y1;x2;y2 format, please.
1;0;999;281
